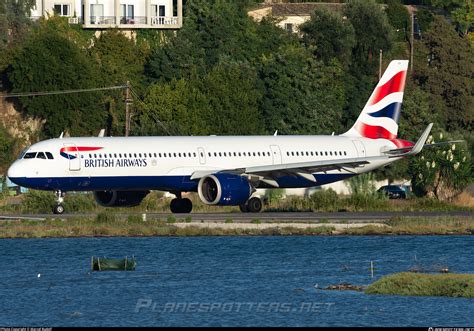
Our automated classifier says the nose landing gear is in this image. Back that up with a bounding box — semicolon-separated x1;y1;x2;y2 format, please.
53;190;65;214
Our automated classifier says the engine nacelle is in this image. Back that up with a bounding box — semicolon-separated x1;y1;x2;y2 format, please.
197;174;253;206
94;190;150;207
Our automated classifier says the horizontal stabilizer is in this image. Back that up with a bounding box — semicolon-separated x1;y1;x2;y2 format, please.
386;123;432;157
384;140;465;155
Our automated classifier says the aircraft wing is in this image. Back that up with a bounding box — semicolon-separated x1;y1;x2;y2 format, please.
190;155;390;187
190;123;435;187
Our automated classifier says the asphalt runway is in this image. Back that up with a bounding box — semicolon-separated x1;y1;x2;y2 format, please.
0;211;472;222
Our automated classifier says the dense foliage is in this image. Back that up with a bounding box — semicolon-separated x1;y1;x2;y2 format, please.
0;0;472;197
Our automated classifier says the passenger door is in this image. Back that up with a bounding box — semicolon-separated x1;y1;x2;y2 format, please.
351;140;366;159
198;147;206;165
270;145;282;165
63;143;81;171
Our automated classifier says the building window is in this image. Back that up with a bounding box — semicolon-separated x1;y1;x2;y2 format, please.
54;4;70;16
121;4;135;23
284;23;293;33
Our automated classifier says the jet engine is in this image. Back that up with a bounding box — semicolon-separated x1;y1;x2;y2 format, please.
197;173;253;206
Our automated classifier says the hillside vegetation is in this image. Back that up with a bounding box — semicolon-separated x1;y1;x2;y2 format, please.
0;0;472;199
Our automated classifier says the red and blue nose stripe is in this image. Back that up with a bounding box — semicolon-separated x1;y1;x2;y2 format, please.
60;147;103;159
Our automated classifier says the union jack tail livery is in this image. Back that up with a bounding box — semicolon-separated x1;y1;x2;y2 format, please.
342;60;408;139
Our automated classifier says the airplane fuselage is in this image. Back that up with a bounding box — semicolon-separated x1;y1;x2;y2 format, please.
7;135;402;192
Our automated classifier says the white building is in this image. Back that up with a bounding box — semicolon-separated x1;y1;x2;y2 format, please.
31;0;182;29
248;2;344;34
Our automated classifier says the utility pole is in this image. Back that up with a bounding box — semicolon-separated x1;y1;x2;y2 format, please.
379;49;383;79
410;12;414;74
125;81;131;137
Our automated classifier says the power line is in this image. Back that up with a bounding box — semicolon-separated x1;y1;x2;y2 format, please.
129;87;174;136
0;85;127;98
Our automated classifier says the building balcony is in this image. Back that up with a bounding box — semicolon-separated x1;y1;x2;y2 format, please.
29;15;181;29
83;15;180;29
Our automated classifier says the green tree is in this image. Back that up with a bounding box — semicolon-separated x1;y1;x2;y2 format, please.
138;59;263;136
342;0;394;127
414;15;474;132
431;0;474;36
137;78;210;136
0;0;35;48
257;46;346;135
0;123;16;174
5;19;105;137
91;30;148;135
196;60;263;135
385;0;410;42
410;135;472;201
300;7;356;67
146;0;291;83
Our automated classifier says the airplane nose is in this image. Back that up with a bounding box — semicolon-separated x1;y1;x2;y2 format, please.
7;161;24;186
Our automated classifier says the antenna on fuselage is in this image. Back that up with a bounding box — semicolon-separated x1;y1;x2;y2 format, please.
98;129;105;137
274;130;278;136
59;132;64;139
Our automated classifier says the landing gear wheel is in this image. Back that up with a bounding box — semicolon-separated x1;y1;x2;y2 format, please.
170;198;180;213
239;203;248;213
180;198;193;213
170;198;193;213
53;204;65;214
247;197;262;213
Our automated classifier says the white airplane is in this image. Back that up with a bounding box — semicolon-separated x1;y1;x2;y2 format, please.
7;60;435;214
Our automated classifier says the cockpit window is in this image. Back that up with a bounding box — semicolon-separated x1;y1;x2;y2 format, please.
45;152;54;159
23;152;37;159
18;147;30;159
37;152;47;159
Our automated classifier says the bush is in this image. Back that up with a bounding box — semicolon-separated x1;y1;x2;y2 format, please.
21;190;56;213
345;192;389;211
64;193;97;212
309;188;339;211
127;214;143;224
265;189;285;204
95;211;116;224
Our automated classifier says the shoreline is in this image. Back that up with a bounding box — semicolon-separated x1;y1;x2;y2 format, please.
0;216;473;238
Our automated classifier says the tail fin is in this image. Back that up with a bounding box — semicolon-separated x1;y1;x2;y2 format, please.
342;60;409;139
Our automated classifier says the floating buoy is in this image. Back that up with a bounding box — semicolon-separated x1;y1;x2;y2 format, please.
37;273;41;278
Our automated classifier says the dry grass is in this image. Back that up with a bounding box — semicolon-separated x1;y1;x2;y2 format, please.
341;217;474;235
0;215;473;238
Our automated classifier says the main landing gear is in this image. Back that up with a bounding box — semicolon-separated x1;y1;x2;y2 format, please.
239;197;263;213
53;190;65;214
170;192;193;214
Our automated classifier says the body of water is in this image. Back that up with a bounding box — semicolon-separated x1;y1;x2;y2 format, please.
1;235;473;326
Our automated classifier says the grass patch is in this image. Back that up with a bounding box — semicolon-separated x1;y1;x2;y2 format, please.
0;216;472;238
365;272;474;298
340;217;474;235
